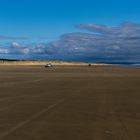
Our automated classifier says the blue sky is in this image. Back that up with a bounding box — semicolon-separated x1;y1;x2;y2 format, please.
0;0;140;63
0;0;140;39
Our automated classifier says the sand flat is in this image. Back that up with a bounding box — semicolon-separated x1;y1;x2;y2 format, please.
0;65;140;140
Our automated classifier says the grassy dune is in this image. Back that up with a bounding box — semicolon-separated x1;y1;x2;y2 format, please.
0;60;99;65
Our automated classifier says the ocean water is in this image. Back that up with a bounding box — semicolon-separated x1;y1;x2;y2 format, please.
121;64;140;68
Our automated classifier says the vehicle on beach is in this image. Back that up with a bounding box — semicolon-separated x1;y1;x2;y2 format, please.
45;64;53;67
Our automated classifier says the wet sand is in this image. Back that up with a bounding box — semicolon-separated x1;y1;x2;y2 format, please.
0;65;140;140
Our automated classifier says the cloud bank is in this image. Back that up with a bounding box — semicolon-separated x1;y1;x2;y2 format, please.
0;22;140;63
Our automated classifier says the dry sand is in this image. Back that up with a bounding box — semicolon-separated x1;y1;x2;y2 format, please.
0;60;108;66
0;65;140;140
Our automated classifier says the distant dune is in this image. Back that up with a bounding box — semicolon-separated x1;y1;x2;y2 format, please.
0;60;99;66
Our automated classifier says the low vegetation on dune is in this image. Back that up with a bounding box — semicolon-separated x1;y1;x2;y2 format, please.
0;59;96;65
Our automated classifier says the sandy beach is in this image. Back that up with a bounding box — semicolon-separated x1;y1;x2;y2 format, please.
0;65;140;140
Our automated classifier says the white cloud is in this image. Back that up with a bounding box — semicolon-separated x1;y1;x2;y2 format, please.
0;48;9;54
12;42;21;48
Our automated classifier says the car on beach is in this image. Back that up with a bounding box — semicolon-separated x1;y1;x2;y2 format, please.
45;64;53;67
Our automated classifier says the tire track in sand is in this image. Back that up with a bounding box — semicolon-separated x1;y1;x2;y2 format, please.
0;99;66;139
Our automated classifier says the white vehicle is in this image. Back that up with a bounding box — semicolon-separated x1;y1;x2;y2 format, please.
45;64;53;67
